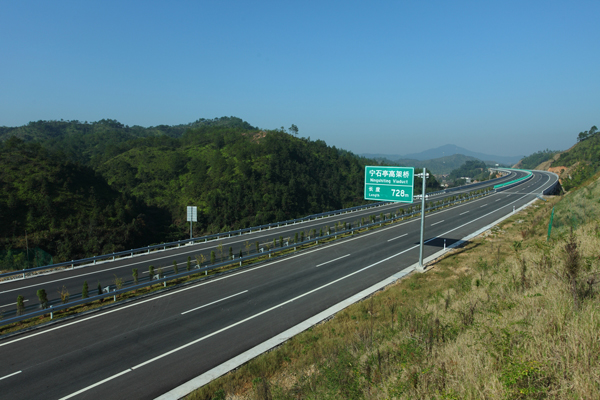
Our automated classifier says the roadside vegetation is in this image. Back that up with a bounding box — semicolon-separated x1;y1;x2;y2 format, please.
186;173;600;400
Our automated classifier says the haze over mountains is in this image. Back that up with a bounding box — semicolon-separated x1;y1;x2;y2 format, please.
362;144;524;167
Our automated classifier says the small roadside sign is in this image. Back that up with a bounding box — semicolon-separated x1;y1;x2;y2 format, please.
187;206;197;222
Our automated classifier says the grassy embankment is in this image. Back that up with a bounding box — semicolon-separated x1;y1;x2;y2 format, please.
188;175;600;400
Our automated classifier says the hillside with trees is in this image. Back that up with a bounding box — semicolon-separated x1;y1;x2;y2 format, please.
517;149;561;169
548;125;599;191
0;137;168;269
1;118;442;267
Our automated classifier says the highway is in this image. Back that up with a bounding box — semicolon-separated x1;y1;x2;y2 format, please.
0;171;523;316
0;170;557;399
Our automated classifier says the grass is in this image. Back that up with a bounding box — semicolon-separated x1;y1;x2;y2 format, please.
186;185;600;399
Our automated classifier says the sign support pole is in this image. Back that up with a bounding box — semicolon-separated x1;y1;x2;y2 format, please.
418;168;427;272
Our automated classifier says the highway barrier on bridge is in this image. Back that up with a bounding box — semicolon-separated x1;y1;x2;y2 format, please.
493;168;533;191
1;186;497;327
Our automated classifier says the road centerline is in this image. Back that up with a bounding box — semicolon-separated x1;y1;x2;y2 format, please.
387;233;407;242
0;370;22;381
181;291;249;315
430;220;444;226
316;254;351;267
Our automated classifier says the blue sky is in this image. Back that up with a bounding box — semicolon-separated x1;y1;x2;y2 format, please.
1;1;598;157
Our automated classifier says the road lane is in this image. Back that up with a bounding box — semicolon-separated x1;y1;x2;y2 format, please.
0;171;556;399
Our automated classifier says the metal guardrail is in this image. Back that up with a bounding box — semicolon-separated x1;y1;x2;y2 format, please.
1;186;495;326
0;201;396;279
1;172;515;280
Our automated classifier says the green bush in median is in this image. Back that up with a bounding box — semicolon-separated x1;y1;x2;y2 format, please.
16;295;25;316
82;281;89;299
36;289;48;309
173;260;178;275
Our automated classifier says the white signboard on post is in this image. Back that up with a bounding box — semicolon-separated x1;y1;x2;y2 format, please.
187;206;197;222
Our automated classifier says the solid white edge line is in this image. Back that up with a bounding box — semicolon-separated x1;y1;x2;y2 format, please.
58;369;132;400
181;291;248;315
0;370;22;381
430;220;444;226
387;233;408;242
156;191;549;400
316;254;351;267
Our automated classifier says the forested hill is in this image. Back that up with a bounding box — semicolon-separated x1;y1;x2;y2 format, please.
0;118;440;267
0;138;169;266
98;126;374;234
0;117;255;167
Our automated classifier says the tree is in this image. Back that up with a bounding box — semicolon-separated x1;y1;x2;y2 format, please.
16;295;25;315
187;256;191;271
36;289;48;309
149;265;154;280
173;260;178;275
132;269;138;285
288;124;299;136
82;281;89;299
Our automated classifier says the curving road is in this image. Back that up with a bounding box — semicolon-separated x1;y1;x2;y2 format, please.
0;170;557;399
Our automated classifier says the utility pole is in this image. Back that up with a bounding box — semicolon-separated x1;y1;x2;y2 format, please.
417;168;429;272
25;230;29;269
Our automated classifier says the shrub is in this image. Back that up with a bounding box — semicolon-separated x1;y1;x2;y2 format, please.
187;256;191;271
132;268;138;285
173;260;178;275
149;265;154;280
36;289;48;309
211;251;216;264
82;281;89;299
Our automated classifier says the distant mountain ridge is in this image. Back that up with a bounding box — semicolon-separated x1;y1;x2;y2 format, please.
362;144;523;166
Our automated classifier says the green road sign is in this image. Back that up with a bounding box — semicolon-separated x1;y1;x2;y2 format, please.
364;166;414;203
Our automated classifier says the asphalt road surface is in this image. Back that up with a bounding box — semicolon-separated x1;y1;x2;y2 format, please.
0;170;557;399
0;171;523;316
